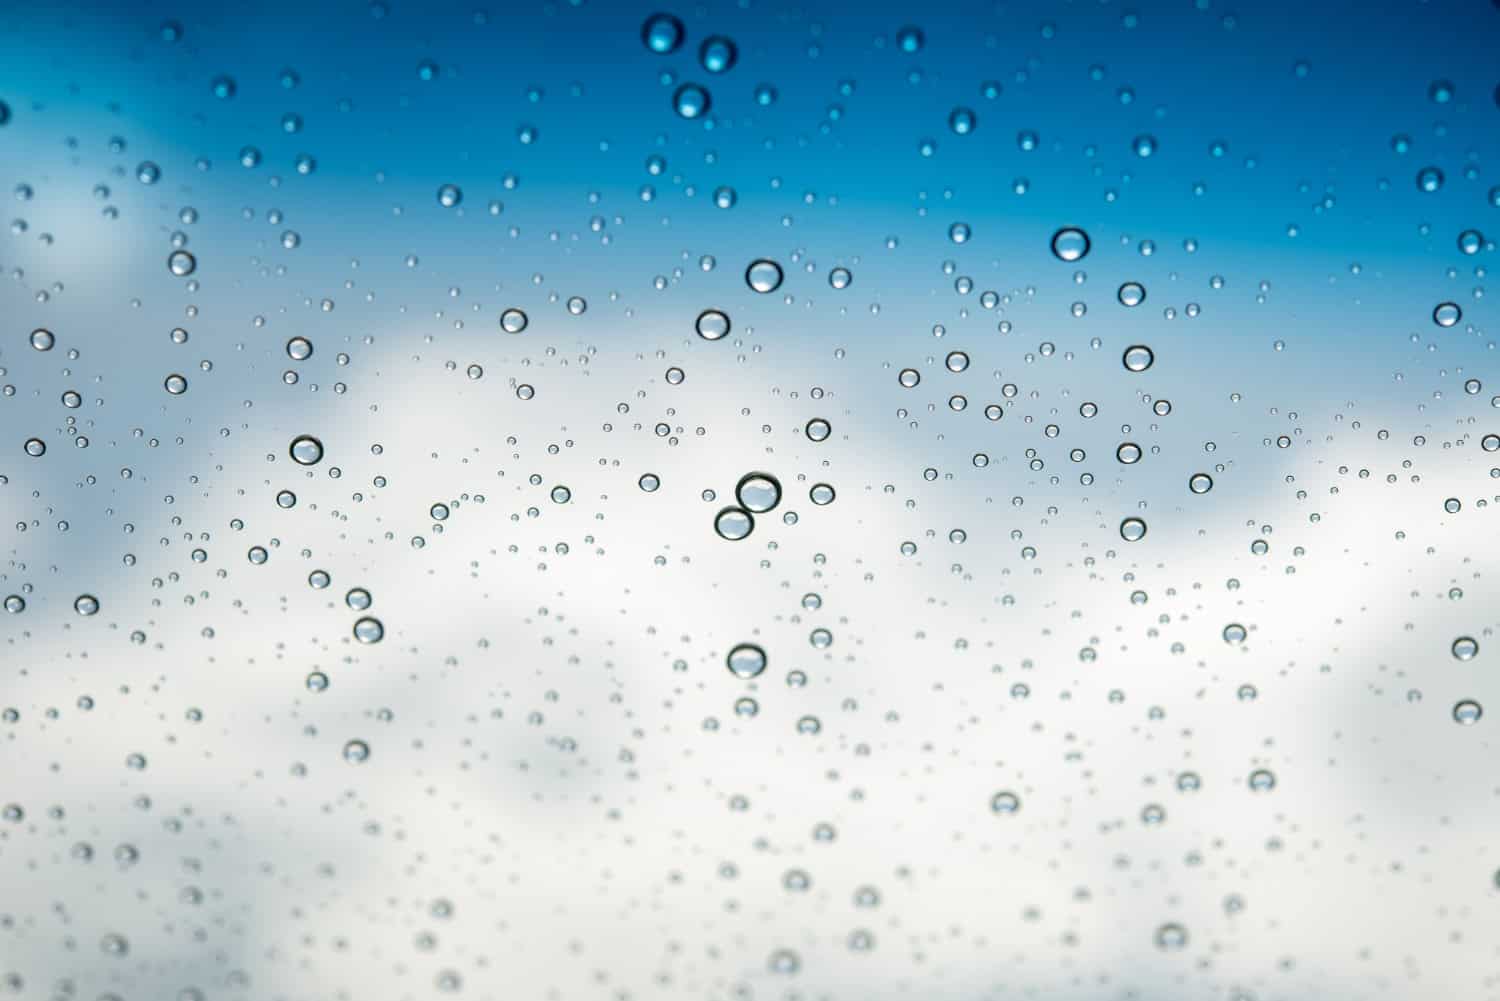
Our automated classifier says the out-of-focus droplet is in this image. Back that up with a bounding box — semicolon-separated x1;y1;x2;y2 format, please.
641;12;685;54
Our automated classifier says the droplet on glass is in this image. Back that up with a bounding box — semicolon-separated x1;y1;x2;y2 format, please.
1122;345;1155;372
167;250;196;276
500;307;529;333
672;83;712;119
1051;227;1091;262
745;258;784;293
353;616;384;644
289;435;324;466
726;642;767;679
696;308;731;341
641;12;685;54
713;506;754;541
699;35;738;73
1117;281;1146;307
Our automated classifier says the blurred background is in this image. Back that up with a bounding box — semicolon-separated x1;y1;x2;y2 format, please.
0;1;1498;999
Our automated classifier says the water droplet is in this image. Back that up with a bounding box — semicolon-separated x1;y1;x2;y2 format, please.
641;12;684;53
1433;302;1461;327
745;258;784;293
1452;636;1478;660
167;250;196;276
713;506;754;541
672;83;712;119
726;643;767;679
289;435;324;466
699;35;738;74
948;107;976;135
1453;699;1483;725
990;791;1021;814
696;308;731;340
353;616;384;644
805;418;831;442
74;594;99;616
1122;344;1155;372
500;307;529;333
1154;923;1188;950
1050;227;1090;262
1117;281;1147;307
1119;517;1148;542
342;739;370;763
163;374;188;395
1188;473;1213;494
736;472;782;512
29;328;53;351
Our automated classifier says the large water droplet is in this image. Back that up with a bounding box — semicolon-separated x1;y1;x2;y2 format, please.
745;258;784;293
672;83;712;119
714;506;754;540
696;308;731;340
1122;345;1155;372
640;12;684;54
1117;281;1146;307
289;435;324;466
167;250;196;276
726;643;767;679
736;472;782;512
1050;226;1090;262
353;616;384;644
699;35;738;73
